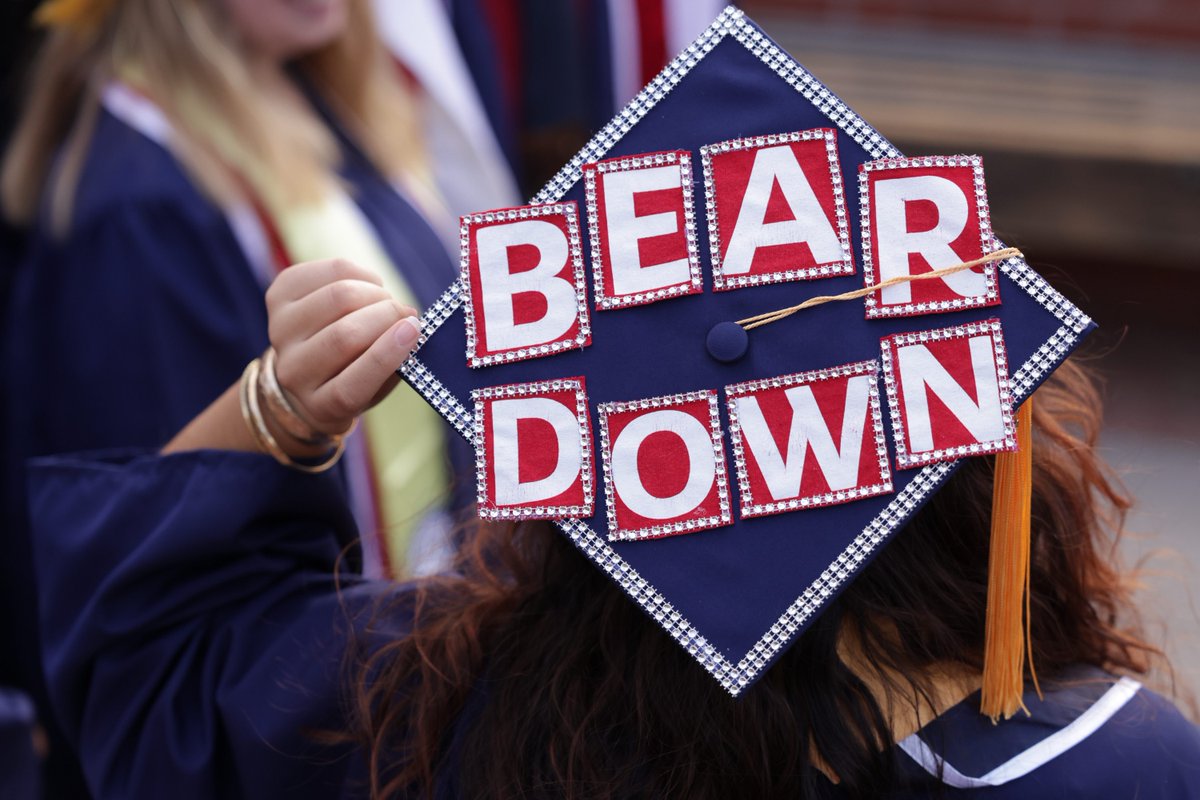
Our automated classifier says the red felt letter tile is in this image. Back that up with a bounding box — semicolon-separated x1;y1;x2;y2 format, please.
726;360;892;518
583;150;703;310
472;377;595;519
597;390;732;541
880;319;1017;469
461;203;591;367
702;129;854;291
860;155;1003;318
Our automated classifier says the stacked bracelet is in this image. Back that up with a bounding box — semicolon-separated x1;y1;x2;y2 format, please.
238;355;350;474
260;348;333;447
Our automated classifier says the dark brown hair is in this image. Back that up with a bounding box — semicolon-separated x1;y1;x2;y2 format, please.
346;359;1156;799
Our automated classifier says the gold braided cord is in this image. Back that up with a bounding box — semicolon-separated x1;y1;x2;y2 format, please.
737;247;1023;331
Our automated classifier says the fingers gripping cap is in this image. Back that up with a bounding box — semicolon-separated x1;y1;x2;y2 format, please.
402;7;1093;697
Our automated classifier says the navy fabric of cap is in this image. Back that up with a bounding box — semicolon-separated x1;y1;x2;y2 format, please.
403;7;1093;695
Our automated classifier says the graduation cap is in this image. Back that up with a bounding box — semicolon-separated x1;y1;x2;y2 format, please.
402;7;1092;714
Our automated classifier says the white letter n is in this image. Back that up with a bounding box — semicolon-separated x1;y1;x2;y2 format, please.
896;335;1004;453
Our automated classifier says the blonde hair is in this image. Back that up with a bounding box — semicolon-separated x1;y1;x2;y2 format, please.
2;0;428;233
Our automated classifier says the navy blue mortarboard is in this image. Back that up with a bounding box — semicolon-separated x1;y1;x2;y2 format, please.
402;7;1092;699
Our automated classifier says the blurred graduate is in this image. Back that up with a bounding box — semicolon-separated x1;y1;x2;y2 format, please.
0;0;488;793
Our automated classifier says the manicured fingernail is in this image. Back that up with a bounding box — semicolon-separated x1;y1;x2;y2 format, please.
394;316;421;349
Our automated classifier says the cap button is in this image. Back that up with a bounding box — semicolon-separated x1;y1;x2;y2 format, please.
706;321;749;363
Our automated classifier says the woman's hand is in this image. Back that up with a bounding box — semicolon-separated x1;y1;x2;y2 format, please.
265;258;420;437
163;258;421;458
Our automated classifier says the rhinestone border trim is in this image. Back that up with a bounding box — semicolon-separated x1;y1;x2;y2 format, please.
725;360;893;518
596;389;733;541
879;319;1016;470
858;155;1002;318
470;377;596;520
400;6;1094;695
701;128;855;291
460;202;592;368
583;150;704;310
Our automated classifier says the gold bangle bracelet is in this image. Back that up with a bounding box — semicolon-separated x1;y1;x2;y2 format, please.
240;357;345;474
239;359;271;453
259;347;333;447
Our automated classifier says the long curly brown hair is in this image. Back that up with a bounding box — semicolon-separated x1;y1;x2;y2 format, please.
344;359;1157;799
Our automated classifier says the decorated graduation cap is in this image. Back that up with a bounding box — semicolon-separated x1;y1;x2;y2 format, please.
403;7;1091;714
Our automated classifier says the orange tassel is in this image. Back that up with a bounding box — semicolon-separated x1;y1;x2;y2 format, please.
980;398;1040;721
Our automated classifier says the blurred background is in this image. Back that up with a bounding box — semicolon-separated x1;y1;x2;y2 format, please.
739;0;1200;702
0;3;1192;797
2;0;1195;695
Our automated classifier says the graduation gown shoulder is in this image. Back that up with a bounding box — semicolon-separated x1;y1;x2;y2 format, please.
29;450;414;798
891;670;1200;798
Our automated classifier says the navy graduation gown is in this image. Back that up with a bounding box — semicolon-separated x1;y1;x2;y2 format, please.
27;450;1200;799
30;451;389;798
0;101;458;794
0;686;39;800
891;674;1200;797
